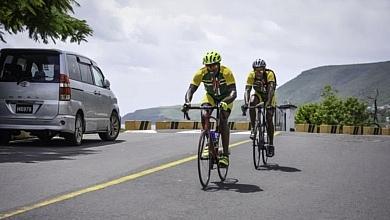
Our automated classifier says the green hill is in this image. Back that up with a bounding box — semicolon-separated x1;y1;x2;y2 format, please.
123;61;390;122
276;61;390;106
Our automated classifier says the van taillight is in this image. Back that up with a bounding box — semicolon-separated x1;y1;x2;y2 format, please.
59;74;71;101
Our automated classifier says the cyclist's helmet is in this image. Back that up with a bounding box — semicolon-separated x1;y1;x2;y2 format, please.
203;51;222;65
252;59;266;68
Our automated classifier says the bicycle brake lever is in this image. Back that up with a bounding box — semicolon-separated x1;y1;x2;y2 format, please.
184;111;191;120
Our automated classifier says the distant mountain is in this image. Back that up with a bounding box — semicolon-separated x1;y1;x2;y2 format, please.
276;61;390;106
123;61;390;122
122;101;248;122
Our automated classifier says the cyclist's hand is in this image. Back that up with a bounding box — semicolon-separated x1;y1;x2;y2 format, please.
220;101;228;111
241;104;248;116
181;103;191;113
241;104;248;111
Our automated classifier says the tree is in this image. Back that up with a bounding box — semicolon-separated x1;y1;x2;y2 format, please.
0;0;92;44
319;85;344;125
342;97;369;126
295;103;321;125
295;85;369;126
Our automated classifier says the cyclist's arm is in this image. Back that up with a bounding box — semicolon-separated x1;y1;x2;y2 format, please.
185;84;198;103
266;81;275;107
244;85;252;106
245;71;254;106
186;69;203;103
221;84;237;104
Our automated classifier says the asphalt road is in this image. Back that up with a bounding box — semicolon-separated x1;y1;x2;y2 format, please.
1;131;390;219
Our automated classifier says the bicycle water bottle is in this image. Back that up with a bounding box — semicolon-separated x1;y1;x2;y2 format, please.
214;132;220;144
210;130;218;145
210;130;215;142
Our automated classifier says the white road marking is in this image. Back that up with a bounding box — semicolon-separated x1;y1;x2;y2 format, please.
124;130;157;133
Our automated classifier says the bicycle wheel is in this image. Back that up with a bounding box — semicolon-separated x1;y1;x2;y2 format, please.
253;125;261;169
260;123;268;165
198;130;211;188
217;134;228;181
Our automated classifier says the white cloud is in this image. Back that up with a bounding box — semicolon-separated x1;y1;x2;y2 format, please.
2;0;390;115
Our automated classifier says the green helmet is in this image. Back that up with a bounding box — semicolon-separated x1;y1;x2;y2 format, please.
202;51;222;65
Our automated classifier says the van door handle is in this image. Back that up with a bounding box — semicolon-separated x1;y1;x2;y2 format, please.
94;91;101;95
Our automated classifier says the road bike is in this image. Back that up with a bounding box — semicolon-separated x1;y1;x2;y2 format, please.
242;102;270;169
184;105;228;188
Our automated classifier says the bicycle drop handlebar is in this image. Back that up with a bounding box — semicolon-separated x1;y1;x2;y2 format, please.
183;105;219;120
241;102;265;116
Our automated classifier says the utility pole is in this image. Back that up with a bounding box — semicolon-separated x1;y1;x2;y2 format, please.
368;89;379;126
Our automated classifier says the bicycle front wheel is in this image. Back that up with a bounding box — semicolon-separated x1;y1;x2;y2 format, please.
253;126;261;169
261;125;268;165
198;130;211;188
217;135;228;181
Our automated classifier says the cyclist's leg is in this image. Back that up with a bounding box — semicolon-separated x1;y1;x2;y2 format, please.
220;105;232;156
266;94;276;145
266;107;275;145
249;93;260;138
200;93;215;130
266;95;276;156
219;102;233;167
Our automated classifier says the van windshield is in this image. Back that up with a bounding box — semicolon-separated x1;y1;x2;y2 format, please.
0;51;60;83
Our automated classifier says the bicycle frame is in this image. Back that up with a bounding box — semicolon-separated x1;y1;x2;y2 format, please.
246;102;267;136
184;105;221;158
255;103;268;142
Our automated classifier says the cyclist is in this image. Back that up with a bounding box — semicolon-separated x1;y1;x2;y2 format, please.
182;51;237;167
241;59;276;157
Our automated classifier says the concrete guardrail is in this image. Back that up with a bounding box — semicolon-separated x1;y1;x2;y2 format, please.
295;124;390;136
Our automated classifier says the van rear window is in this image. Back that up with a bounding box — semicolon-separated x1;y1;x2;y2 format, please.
0;51;60;83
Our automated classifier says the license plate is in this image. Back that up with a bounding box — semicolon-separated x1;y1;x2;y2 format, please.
16;104;33;114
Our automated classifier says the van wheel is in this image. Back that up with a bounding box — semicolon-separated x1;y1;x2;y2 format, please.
37;131;56;143
99;111;120;141
65;114;83;146
0;131;11;145
37;134;53;143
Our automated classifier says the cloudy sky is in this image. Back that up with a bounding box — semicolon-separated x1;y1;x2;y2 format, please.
2;0;390;115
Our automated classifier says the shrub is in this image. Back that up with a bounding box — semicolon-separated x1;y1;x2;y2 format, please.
295;85;369;126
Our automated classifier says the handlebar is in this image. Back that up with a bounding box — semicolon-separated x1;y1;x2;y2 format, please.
185;106;219;110
183;105;219;120
247;102;265;109
241;102;265;116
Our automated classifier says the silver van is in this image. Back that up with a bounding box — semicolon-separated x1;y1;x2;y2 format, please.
0;48;121;145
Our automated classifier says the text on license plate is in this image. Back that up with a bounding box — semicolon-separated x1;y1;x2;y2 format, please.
16;105;33;114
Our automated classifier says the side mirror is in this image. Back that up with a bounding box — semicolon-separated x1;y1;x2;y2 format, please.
103;79;111;89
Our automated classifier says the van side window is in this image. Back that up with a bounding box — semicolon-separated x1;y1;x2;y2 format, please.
66;55;81;81
92;66;104;87
79;63;93;84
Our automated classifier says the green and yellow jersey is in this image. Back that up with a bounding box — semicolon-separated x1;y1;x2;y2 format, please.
246;69;277;106
191;65;236;101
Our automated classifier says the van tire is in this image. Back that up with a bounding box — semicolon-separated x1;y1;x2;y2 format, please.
99;111;120;141
0;131;11;145
36;131;56;143
65;114;83;146
37;135;53;143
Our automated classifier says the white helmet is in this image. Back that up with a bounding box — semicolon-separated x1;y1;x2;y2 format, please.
252;59;266;68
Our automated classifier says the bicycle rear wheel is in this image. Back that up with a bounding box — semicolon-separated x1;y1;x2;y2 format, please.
198;130;211;188
217;135;228;181
253;126;261;169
